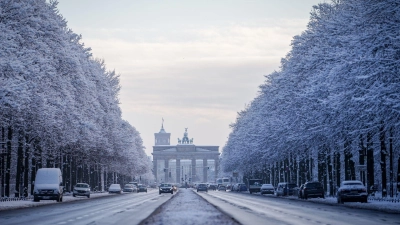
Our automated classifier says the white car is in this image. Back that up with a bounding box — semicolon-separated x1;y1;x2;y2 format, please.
108;184;122;194
337;180;368;203
73;183;91;198
260;184;275;195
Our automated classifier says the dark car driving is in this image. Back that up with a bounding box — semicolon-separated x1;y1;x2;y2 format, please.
159;183;173;194
208;184;217;191
137;184;148;193
302;181;324;199
197;183;208;192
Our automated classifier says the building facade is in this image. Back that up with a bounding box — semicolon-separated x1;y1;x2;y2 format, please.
152;124;220;185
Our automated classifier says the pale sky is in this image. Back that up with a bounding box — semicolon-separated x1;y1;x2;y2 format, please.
56;0;323;156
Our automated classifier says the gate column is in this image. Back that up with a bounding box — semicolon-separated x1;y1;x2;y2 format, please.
192;158;196;182
203;158;208;182
176;159;181;184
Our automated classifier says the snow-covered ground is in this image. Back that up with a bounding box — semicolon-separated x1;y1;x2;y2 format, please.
275;192;400;214
0;192;115;211
140;189;239;225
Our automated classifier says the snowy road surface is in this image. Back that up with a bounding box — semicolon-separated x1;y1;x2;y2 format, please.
199;190;400;225
1;188;400;225
0;189;172;225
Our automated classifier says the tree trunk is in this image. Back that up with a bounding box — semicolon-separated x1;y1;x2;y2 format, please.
380;123;387;197
359;135;366;185
1;127;5;197
15;132;24;197
367;132;374;191
24;136;29;197
335;151;341;188
6;126;12;197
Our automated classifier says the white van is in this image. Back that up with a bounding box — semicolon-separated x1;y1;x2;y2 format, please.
33;168;64;202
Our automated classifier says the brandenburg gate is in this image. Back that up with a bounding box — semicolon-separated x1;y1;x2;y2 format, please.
152;123;220;185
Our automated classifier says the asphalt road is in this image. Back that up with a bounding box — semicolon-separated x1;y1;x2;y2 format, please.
0;189;173;225
198;190;400;225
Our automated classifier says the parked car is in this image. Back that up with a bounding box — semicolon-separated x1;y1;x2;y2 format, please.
218;185;227;191
337;180;367;204
33;168;64;202
137;184;148;193
302;181;324;199
249;179;262;194
123;184;136;193
208;184;217;191
197;183;208;192
298;184;305;198
129;182;138;188
238;183;248;192
276;182;298;196
73;183;91;198
159;183;173;194
260;184;275;195
108;184;122;194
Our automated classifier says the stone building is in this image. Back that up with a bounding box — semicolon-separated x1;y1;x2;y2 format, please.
152;123;220;185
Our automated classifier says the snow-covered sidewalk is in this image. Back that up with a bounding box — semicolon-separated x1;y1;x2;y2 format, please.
283;194;400;213
0;192;113;211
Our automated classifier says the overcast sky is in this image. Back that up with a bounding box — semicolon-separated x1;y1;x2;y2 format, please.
56;0;323;156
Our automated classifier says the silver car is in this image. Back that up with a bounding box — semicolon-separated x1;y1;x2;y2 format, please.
337;180;367;203
260;184;275;195
73;183;91;198
108;184;122;194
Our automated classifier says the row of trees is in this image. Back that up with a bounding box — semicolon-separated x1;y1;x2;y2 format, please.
0;0;152;197
221;0;400;197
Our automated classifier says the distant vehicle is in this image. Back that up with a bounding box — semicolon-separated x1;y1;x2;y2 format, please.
222;177;230;186
276;182;298;196
216;178;223;187
129;182;138;187
232;183;240;191
123;184;136;193
197;183;208;192
159;183;173;194
108;184;122;194
302;181;324;199
137;184;148;193
232;183;247;192
337;180;367;204
216;177;230;188
260;184;274;195
248;179;262;194
33;168;64;202
238;183;248;192
73;183;91;198
218;185;227;191
208;184;217;191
